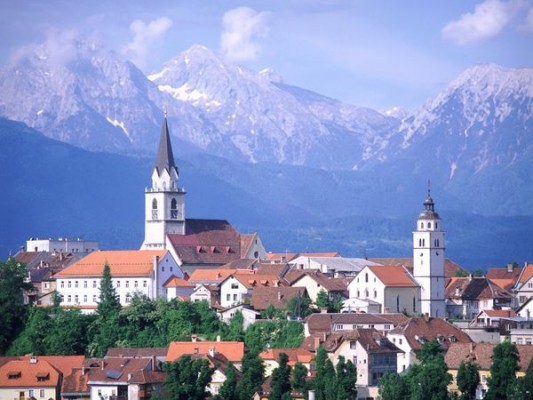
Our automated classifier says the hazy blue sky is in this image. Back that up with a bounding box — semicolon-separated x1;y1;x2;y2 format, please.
1;0;531;110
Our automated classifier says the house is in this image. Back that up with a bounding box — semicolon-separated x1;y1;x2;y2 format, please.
386;316;473;373
470;309;517;328
266;252;339;264
0;357;62;400
486;263;522;291
445;342;533;399
515;263;533;306
516;296;533;319
445;276;515;320
287;256;380;277
105;348;168;364
259;348;314;377
340;297;382;314
303;313;409;338
163;276;194;301
25;237;99;253
189;352;241;396
369;257;467;282
249;287;308;314
0;355;85;400
166;339;245;369
188;268;241;286
288;270;348;303
219;273;282;308
86;357;163;400
218;304;260;329
54;250;183;311
347;265;420;314
190;284;220;307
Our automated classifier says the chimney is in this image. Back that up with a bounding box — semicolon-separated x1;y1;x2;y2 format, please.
455;287;461;296
208;347;216;358
29;356;38;364
313;336;320;350
278;291;282;301
216;335;221;342
101;360;105;370
152;356;157;370
191;334;198;342
423;313;430;322
81;366;86;375
507;263;513;273
128;373;132;381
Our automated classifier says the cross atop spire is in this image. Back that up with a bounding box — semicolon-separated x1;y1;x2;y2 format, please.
155;117;177;176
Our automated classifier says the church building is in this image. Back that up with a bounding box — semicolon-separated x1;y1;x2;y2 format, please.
140;118;267;273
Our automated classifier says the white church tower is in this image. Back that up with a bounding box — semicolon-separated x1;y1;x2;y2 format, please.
141;118;186;250
413;188;446;318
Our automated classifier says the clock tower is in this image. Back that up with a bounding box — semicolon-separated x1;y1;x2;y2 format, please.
141;118;186;250
413;189;446;317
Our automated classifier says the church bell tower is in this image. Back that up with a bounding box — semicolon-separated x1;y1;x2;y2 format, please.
141;118;186;250
413;188;446;318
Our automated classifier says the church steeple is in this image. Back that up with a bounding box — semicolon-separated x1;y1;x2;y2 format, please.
141;117;186;250
155;117;177;177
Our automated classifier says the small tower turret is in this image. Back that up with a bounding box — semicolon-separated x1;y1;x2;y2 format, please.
141;118;186;250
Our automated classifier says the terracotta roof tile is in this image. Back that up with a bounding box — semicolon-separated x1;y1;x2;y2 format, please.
291;270;349;292
53;250;166;278
166;341;244;363
486;266;522;289
105;348;168;359
189;268;237;284
250;287;307;311
0;358;61;387
480;309;517;318
368;265;418;287
369;258;466;279
259;348;314;365
163;276;193;288
233;273;283;289
445;277;513;300
445;343;533;372
168;219;243;265
62;368;90;395
87;358;153;384
518;264;533;286
305;313;409;335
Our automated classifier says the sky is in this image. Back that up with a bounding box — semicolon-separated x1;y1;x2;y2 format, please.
0;0;532;111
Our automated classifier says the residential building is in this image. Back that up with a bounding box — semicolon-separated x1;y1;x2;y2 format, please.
26;237;98;253
259;348;314;377
387;316;473;373
445;342;533;399
347;265;419;314
249;286;308;315
166;339;245;370
190;284;220;307
288;256;380;277
486;263;522;291
218;304;260;329
289;270;348;303
163;276;194;301
219;273;282;308
54;250;183;311
445;276;515;320
515;263;533;306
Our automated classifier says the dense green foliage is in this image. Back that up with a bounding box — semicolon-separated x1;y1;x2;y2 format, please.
0;259;31;354
236;350;265;400
456;360;480;400
214;362;238;400
313;346;357;400
269;353;292;400
244;320;304;354
485;340;520;400
507;358;533;400
163;355;215;400
378;340;451;400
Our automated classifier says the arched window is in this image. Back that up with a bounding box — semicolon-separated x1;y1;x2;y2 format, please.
374;290;377;298
152;199;158;220
435;222;438;229
171;198;178;219
421;222;424;229
357;290;360;298
428;222;432;229
365;273;368;283
365;289;369;298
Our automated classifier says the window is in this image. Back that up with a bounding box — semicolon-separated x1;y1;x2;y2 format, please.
29;390;34;397
61;281;64;288
74;295;79;303
93;280;97;288
396;295;400;312
231;283;239;289
152;199;158;219
413;296;416;313
421;222;424;229
125;295;131;303
75;280;78;288
384;324;391;330
428;222;432;228
171;198;178;219
134;280;138;288
68;281;71;288
365;273;368;283
350;340;356;349
40;389;45;397
226;294;230;301
374;290;377;298
93;294;97;302
233;294;238;301
162;266;165;272
126;281;129;288
83;295;87;303
399;338;403;345
357;290;360;298
143;280;147;288
83;280;87;288
67;295;71;302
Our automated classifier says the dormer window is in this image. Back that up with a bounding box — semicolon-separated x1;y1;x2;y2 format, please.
7;371;21;379
36;372;50;381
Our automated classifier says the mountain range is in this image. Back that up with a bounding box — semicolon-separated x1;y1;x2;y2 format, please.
0;41;532;269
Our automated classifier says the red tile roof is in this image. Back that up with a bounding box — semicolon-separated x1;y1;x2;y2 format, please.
479;309;517;318
370;258;466;280
250;287;307;311
166;341;244;363
305;313;409;335
445;343;533;372
62;368;90;396
0;358;61;387
259;348;314;365
86;358;153;384
233;273;283;289
290;270;348;292
167;219;243;265
53;250;166;278
163;276;193;288
368;265;418;287
518;264;533;286
189;268;238;284
486;265;522;289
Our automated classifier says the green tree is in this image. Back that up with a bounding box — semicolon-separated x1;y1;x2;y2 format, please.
226;310;245;341
291;362;308;393
45;307;93;355
96;263;121;318
286;294;312;319
237;351;265;400
270;353;292;400
378;372;409;400
335;356;357;400
507;358;533;399
215;362;238;400
7;307;51;355
456;360;480;400
315;289;330;310
313;345;332;400
0;259;31;354
486;339;520;400
164;355;215;400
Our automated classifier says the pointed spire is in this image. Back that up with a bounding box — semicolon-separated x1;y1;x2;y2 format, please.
155;117;176;175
